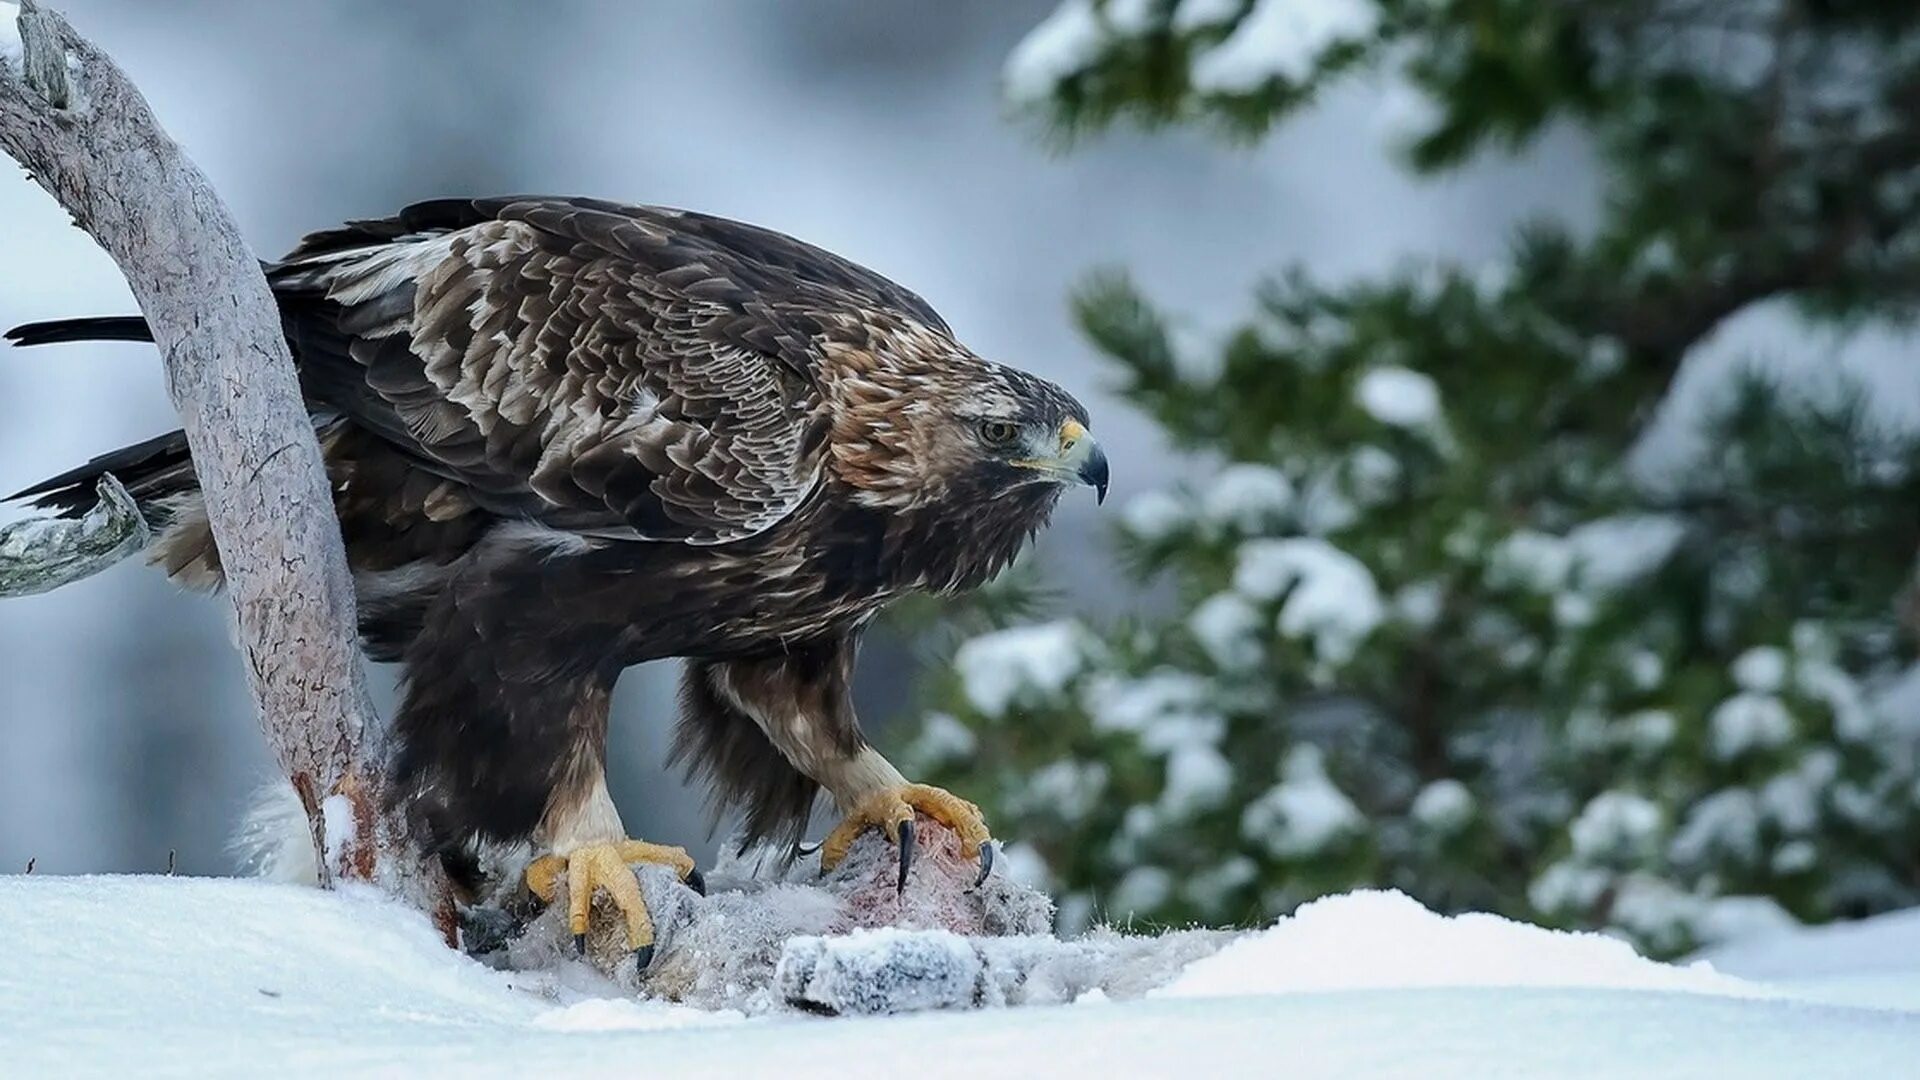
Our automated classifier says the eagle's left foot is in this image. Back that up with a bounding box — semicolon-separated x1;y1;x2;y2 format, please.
524;840;702;968
818;782;993;893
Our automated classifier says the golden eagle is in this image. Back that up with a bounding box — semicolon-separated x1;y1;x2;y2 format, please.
7;196;1107;963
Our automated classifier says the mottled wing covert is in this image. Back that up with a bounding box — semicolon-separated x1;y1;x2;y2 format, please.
269;197;865;544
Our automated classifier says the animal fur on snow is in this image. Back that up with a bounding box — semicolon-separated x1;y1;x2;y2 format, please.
236;781;1237;1015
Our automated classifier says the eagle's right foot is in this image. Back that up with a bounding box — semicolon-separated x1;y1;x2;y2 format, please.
525;840;703;968
818;782;994;893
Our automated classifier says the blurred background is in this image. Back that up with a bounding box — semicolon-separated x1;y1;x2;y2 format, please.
2;2;1915;957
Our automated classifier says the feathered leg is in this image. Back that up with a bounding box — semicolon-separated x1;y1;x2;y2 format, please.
688;633;994;891
384;542;700;963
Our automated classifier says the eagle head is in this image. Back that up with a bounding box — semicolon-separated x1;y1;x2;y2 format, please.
825;336;1109;513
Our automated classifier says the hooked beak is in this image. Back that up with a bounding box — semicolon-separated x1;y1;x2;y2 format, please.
1059;419;1109;505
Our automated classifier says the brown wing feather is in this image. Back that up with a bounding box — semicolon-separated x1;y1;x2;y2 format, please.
267;197;906;544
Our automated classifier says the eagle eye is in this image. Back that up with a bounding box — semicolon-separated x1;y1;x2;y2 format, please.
976;419;1020;447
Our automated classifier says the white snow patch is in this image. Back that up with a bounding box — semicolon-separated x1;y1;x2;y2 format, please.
1159;890;1759;999
1188;591;1265;671
1343;444;1402;505
1005;0;1106;103
1710;693;1796;760
1624;648;1667;691
10;876;1920;1075
1488;529;1575;592
1201;463;1294;531
1189;0;1377;91
1733;647;1790;693
1159;743;1234;818
909;712;979;766
1084;669;1224;752
1620;709;1678;751
1569;791;1663;861
1800;659;1873;742
1410;779;1475;833
1233;538;1382;664
1102;0;1162;36
1565;514;1686;591
320;793;355;870
530;998;744;1032
1110;865;1176;916
1120;488;1190;542
1392;580;1445;629
954;621;1089;718
1241;746;1362;858
1695;897;1801;948
1670;789;1762;866
1353;364;1442;428
1171;0;1243;32
1491;517;1685;596
1015;759;1109;822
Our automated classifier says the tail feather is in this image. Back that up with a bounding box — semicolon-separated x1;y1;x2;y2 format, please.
7;429;195;517
6;315;154;347
5;314;192;521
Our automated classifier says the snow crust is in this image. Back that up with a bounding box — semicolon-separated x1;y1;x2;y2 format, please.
10;876;1920;1077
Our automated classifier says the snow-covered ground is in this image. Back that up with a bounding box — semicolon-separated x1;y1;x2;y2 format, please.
5;876;1920;1078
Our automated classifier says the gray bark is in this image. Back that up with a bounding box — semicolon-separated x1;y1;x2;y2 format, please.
0;1;450;934
0;475;147;597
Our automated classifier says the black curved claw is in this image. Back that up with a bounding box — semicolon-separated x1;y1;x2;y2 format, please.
896;818;915;894
573;933;586;958
973;841;995;889
634;943;655;971
685;866;707;896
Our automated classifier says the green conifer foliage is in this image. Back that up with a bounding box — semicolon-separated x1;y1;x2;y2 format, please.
902;0;1920;954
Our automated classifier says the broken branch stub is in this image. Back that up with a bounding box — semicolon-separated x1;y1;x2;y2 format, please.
0;475;147;597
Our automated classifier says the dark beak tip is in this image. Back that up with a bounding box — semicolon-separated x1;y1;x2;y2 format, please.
1080;446;1111;506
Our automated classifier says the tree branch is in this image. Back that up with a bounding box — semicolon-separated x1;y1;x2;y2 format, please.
0;1;450;932
0;475;147;596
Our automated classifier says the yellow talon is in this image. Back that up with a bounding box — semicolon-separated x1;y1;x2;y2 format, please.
818;783;993;890
525;840;698;956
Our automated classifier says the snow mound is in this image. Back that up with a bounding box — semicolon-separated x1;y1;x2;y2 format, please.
1159;890;1761;999
11;877;1920;1076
